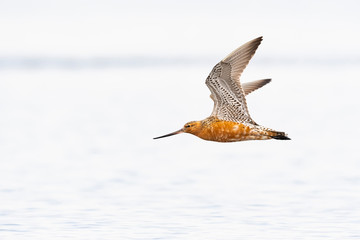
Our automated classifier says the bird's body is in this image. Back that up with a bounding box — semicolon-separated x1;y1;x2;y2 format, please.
154;37;290;142
181;116;288;142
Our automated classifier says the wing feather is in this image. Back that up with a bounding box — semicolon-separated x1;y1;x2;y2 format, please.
222;36;263;86
243;79;271;95
205;37;264;123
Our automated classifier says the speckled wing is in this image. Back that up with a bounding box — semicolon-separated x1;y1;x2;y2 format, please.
205;37;263;124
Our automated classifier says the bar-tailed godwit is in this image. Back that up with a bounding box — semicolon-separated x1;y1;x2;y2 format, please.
154;37;290;142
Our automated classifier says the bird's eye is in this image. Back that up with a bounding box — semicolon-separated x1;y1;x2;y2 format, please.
185;124;191;128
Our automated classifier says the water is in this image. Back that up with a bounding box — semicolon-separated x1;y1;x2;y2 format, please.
0;61;359;239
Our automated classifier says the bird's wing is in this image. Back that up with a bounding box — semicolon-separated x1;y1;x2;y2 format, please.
243;79;271;95
206;37;263;123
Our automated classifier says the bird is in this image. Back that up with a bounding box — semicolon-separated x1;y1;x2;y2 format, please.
154;36;290;142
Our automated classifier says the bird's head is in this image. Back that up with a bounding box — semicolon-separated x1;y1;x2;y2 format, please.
182;121;202;134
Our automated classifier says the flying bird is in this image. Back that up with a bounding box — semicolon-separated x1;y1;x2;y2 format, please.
154;37;290;142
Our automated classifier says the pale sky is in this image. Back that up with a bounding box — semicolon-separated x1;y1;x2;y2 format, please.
0;0;359;60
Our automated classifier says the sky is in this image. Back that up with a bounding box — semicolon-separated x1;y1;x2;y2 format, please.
0;0;359;61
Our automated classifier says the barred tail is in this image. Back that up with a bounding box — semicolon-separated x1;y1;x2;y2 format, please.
269;131;291;140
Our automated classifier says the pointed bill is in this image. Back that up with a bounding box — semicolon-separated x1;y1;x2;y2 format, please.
153;129;183;139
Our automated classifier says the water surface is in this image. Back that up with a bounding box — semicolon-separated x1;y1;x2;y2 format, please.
0;62;359;239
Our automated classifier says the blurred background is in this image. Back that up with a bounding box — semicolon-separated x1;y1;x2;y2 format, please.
1;0;360;239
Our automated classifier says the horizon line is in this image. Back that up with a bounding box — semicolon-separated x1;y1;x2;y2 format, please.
0;55;359;69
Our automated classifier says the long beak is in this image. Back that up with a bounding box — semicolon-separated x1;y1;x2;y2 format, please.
153;129;183;139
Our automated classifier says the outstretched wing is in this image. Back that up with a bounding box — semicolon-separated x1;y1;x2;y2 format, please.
243;79;271;96
205;37;263;124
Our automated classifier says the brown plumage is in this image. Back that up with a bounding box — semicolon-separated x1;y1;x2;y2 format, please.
154;37;290;142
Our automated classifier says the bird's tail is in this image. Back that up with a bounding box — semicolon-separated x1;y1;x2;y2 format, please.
268;130;291;140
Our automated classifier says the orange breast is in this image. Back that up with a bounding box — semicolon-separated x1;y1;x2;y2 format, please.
196;120;270;142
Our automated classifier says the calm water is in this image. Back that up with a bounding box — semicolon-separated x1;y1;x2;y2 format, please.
1;62;360;239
